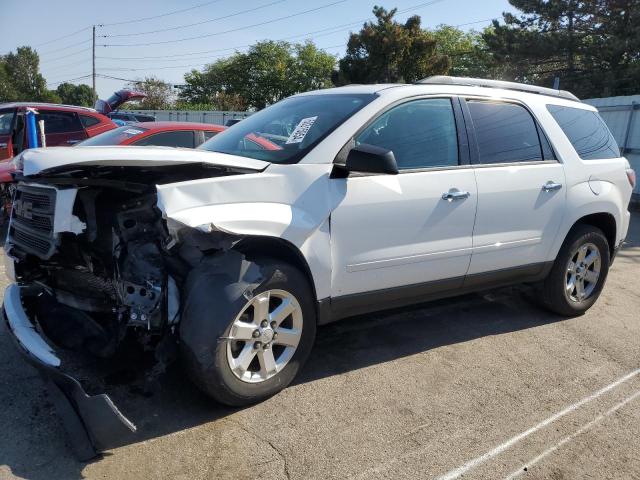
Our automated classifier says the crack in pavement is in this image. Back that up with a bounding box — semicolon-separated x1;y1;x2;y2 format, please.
225;418;292;480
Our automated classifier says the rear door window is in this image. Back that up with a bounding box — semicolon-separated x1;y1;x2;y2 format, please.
467;100;543;164
37;110;83;133
132;130;195;148
546;105;619;160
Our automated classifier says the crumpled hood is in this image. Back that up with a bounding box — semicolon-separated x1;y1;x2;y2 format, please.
20;146;269;176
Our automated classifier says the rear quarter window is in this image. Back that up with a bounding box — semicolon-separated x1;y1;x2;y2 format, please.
547;105;620;160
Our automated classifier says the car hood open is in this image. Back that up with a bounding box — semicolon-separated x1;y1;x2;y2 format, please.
20;146;269;177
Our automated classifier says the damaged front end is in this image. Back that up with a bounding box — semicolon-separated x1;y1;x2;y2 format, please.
2;162;254;459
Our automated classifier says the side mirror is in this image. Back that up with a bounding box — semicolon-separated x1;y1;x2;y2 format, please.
344;144;398;175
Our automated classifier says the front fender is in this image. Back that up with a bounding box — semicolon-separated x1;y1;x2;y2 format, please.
155;164;339;300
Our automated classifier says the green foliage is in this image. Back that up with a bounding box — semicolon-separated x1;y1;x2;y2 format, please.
0;46;58;102
179;40;336;110
336;6;450;84
56;82;94;106
428;25;501;78
127;76;174;110
483;0;640;97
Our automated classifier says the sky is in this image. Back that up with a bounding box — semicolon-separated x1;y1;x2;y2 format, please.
1;0;517;100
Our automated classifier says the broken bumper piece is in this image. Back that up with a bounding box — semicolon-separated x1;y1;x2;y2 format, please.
2;284;136;460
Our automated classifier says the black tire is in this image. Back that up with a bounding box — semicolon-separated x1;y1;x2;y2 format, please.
541;224;610;316
179;253;316;406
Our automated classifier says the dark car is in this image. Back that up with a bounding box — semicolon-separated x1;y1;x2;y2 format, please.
108;112;156;124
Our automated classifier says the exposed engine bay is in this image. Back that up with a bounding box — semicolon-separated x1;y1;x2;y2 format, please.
7;164;241;358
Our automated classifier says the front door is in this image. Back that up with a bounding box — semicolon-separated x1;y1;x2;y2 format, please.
330;97;477;302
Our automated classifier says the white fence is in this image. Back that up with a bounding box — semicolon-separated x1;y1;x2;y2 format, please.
585;95;640;196
125;110;251;125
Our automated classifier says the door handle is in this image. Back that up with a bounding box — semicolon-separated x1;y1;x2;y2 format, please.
542;181;562;192
66;139;80;145
442;189;471;202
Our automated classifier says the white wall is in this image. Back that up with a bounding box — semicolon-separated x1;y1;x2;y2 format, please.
584;96;640;195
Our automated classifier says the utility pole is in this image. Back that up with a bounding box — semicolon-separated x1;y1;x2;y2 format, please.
92;25;96;103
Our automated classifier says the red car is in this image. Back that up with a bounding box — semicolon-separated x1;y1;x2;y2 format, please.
78;121;226;148
0;102;116;163
78;121;281;151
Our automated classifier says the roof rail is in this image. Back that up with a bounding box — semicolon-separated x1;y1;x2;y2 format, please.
416;76;580;102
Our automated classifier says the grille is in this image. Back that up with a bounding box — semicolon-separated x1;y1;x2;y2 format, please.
13;212;53;232
9;184;57;259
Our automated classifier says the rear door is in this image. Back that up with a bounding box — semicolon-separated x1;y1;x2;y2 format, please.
37;110;88;146
0;108;16;160
462;98;566;277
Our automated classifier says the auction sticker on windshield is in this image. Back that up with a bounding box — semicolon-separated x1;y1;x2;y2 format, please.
286;116;318;144
124;129;145;136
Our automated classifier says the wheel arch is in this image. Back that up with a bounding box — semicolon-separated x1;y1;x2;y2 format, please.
561;212;617;260
235;235;318;304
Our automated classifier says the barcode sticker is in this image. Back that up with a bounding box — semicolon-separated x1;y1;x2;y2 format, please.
285;116;318;144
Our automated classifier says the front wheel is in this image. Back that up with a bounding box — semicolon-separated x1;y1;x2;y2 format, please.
180;255;316;406
540;225;610;316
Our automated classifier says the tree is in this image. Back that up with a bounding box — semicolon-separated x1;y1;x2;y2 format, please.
428;25;500;78
1;46;58;102
179;40;336;110
336;6;450;84
56;83;94;106
0;60;18;102
127;76;174;109
483;0;640;97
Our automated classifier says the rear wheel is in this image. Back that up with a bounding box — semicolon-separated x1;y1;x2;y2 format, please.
541;225;610;316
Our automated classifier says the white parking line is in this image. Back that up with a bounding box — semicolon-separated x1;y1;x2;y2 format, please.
504;389;640;479
434;368;640;480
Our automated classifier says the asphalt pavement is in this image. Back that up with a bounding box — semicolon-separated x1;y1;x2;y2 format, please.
0;213;639;480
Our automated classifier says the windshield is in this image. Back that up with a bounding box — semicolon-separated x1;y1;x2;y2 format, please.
198;94;376;163
77;126;148;146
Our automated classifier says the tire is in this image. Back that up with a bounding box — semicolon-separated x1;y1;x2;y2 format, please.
540;224;610;316
179;253;316;406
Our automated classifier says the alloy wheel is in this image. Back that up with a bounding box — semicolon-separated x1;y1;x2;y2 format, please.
226;289;303;383
565;242;601;302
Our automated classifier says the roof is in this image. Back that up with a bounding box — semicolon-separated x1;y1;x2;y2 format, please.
297;77;585;106
0;102;98;112
129;121;226;131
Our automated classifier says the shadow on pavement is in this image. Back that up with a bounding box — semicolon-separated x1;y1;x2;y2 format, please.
0;212;638;479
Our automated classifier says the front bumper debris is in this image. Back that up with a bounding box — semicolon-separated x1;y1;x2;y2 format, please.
2;284;136;460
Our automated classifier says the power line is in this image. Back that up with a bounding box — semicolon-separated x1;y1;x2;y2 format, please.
100;0;226;27
34;26;92;47
102;0;348;47
40;47;93;64
39;39;90;56
47;74;92;87
102;0;287;38
454;18;496;28
100;0;446;52
42;57;92;72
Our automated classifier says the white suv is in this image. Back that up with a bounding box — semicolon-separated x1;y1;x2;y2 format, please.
3;77;635;457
